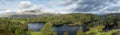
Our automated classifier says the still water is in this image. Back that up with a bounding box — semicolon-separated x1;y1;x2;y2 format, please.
28;23;45;32
53;24;80;35
28;23;80;35
28;22;115;35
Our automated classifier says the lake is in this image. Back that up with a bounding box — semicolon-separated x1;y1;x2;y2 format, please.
28;22;45;32
28;23;82;35
53;24;80;35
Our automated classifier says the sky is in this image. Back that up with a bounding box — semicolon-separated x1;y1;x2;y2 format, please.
0;0;120;14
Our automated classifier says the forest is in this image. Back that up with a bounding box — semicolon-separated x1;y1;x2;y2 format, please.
0;13;120;35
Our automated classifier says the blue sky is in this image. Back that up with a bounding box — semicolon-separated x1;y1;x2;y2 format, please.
0;0;120;14
0;0;49;10
0;0;67;13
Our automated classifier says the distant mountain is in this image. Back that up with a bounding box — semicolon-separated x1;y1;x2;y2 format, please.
0;9;120;18
0;10;58;18
9;14;55;18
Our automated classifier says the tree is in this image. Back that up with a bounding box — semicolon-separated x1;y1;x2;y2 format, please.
76;27;86;35
40;22;57;35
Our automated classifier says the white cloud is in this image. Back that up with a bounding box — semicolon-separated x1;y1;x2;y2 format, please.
98;1;120;13
19;1;32;8
59;0;120;14
18;1;32;11
1;0;120;14
0;1;42;13
46;0;80;14
2;9;11;12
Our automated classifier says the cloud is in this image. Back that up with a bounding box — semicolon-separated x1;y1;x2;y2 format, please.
75;0;120;13
0;0;5;4
15;1;42;11
46;0;81;14
18;1;32;8
0;1;43;14
49;0;120;14
2;0;61;14
1;0;120;14
98;1;120;12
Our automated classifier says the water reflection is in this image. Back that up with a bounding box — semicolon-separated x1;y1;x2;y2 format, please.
28;23;45;32
54;24;80;35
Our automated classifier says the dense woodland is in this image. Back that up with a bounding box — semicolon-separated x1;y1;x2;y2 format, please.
0;13;120;35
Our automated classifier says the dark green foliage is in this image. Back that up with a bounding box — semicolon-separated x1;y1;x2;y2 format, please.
40;22;57;35
0;18;28;35
0;13;120;35
76;27;86;35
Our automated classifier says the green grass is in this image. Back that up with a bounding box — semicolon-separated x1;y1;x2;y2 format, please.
30;32;40;35
98;30;117;35
86;26;117;35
